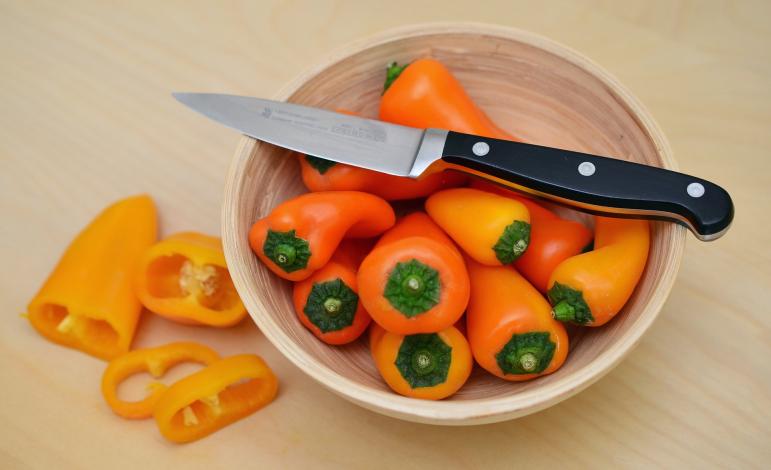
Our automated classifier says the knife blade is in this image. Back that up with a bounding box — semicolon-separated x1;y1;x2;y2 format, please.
173;93;733;241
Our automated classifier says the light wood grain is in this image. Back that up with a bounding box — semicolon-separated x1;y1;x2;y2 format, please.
1;0;769;468
223;24;685;424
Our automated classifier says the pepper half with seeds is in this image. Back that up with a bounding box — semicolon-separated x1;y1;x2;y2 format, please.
370;323;471;400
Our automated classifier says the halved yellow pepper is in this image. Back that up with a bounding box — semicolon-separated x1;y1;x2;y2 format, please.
26;195;158;360
101;342;220;419
135;232;246;327
153;354;279;443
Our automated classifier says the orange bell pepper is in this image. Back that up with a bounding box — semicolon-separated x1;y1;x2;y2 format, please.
135;232;246;327
548;217;650;326
470;180;593;292
380;58;518;141
426;188;531;266
299;109;465;199
26;195;157;360
358;213;469;334
249;191;395;281
371;325;472;400
101;342;220;419
466;259;568;381
292;241;372;345
153;354;278;443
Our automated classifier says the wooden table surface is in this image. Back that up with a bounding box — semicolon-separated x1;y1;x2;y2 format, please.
2;1;769;468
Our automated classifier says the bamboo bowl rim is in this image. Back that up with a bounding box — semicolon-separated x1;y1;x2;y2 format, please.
222;22;686;424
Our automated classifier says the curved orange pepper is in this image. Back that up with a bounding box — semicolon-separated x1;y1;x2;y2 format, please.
27;195;157;360
135;232;246;327
470;180;593;292
371;325;472;400
380;58;518;141
466;258;568;381
101;342;220;419
249;191;395;281
153;354;278;444
426;188;531;266
358;213;469;334
548;217;649;326
299;109;466;200
292;241;372;345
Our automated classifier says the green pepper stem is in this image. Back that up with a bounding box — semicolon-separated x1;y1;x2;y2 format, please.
323;297;342;316
383;62;409;93
551;300;577;322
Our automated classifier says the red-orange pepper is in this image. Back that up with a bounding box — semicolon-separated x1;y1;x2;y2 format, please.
358;213;469;334
249;191;395;281
466;258;568;381
470;180;593;293
101;342;220;419
380;58;518;140
548;217;650;326
153;354;278;443
292;241;372;345
135;232;246;327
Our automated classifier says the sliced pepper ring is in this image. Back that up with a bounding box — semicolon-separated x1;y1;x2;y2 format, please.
153;354;279;443
135;232;247;327
101;342;220;419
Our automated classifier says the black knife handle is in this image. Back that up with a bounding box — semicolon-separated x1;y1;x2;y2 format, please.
440;131;734;240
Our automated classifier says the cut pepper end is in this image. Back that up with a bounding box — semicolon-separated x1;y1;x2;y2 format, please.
29;303;121;359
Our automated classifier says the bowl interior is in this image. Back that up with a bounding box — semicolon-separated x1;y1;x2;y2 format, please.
223;25;685;424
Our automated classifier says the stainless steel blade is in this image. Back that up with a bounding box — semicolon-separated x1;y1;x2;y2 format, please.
173;93;431;176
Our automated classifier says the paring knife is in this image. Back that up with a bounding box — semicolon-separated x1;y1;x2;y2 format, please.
173;93;733;241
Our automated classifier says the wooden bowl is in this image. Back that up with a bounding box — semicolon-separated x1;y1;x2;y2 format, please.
222;23;685;425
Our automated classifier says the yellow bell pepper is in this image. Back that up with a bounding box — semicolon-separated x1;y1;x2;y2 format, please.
135;232;247;327
26;195;158;360
426;188;531;265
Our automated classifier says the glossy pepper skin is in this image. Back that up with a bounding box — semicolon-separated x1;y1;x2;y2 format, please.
380;58;518;141
101;342;220;419
466;259;568;381
292;241;372;345
299;109;465;200
249;191;395;281
358;213;469;335
548;217;650;327
470;180;593;293
27;195;157;360
370;323;472;400
135;232;246;327
153;354;278;444
426;188;531;266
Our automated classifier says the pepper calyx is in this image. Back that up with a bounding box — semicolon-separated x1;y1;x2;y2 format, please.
394;333;452;388
493;220;531;264
303;278;358;333
305;154;336;174
263;229;311;273
496;332;556;375
383;259;440;317
383;62;409;93
548;282;593;325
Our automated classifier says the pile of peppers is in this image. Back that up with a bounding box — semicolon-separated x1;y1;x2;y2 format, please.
251;58;650;400
26;196;278;442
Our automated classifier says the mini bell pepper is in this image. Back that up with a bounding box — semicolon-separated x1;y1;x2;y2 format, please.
371;324;472;400
470;180;593;292
426;188;531;266
101;342;220;419
380;58;518;141
358;212;469;334
26;195;157;360
466;259;569;381
249;191;395;281
548;217;650;326
153;354;278;443
135;232;246;327
299;110;465;200
292;241;372;345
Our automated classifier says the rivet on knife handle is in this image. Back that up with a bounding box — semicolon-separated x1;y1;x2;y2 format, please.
439;131;734;241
